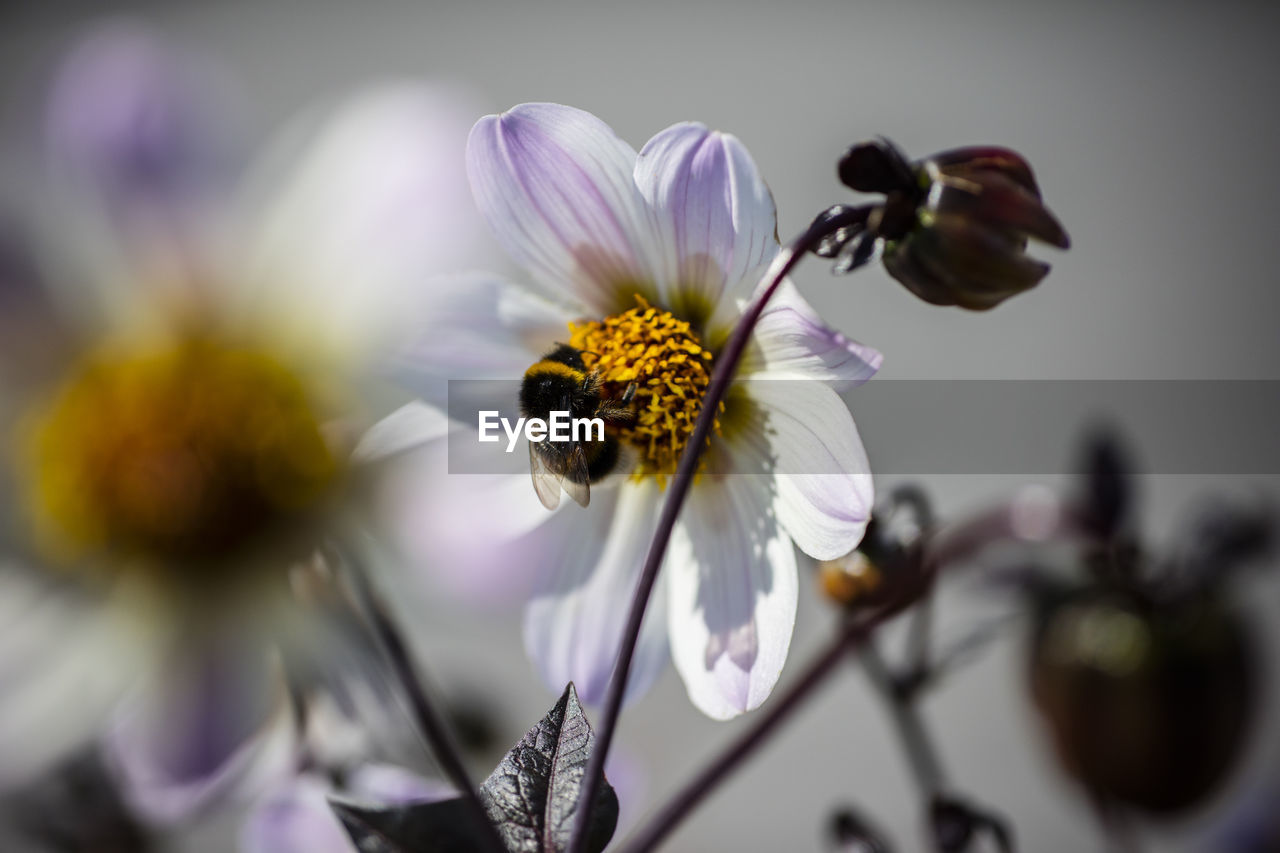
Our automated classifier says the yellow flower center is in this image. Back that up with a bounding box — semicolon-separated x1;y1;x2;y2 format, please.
568;297;722;481
20;332;341;578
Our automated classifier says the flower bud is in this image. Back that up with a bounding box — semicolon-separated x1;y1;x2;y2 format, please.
817;140;1070;310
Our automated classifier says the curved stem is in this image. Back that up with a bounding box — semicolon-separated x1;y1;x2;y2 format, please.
339;547;506;853
857;639;947;796
617;618;871;853
565;210;865;853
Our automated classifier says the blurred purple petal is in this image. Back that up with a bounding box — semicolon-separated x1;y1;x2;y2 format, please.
347;764;454;803
243;85;490;356
380;436;557;609
240;767;449;853
46;22;228;215
104;630;293;824
239;775;351;853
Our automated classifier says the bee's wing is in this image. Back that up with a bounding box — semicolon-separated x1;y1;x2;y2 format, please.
529;443;564;510
561;445;591;508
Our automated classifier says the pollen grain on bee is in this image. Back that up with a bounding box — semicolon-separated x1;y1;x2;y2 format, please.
478;410;605;453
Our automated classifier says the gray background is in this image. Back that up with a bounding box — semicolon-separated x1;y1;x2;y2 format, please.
3;1;1279;850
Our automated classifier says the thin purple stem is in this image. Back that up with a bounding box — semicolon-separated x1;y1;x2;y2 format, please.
566;209;868;853
616;618;872;853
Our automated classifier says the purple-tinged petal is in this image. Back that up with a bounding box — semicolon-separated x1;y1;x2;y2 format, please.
242;85;490;358
239;774;353;853
742;379;874;561
604;747;648;834
523;480;669;705
240;767;450;853
46;22;229;217
746;279;882;390
667;473;798;720
466;103;662;314
635;123;778;323
104;630;293;825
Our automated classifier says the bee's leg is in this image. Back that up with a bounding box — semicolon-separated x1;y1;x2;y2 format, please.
621;381;638;405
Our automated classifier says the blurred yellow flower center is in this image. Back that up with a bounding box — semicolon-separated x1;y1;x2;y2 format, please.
569;297;721;480
23;333;341;573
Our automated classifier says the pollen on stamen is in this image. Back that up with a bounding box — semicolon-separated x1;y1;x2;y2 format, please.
568;296;722;482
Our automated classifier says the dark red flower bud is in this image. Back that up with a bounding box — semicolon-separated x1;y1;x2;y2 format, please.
817;140;1070;310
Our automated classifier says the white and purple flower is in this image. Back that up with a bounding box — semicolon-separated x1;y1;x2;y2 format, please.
0;23;485;818
401;104;881;719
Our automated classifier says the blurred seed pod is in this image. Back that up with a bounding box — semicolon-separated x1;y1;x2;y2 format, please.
1027;586;1257;815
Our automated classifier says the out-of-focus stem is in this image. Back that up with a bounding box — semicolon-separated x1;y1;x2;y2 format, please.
340;548;506;853
858;639;947;796
565;209;869;853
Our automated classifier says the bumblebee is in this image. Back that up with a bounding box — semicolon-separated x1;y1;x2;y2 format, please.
519;344;635;510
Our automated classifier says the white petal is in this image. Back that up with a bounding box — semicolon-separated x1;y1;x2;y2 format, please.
667;475;798;720
388;271;570;411
0;568;150;788
352;401;452;464
635;123;778;321
740;380;874;561
747;279;883;391
241;84;488;359
466;103;662;314
523;480;669;705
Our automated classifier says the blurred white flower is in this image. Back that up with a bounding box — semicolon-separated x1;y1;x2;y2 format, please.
0;21;486;819
399;104;880;719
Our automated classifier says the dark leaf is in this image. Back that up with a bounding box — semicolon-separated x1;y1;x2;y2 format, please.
333;796;494;853
331;683;617;853
479;683;618;853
